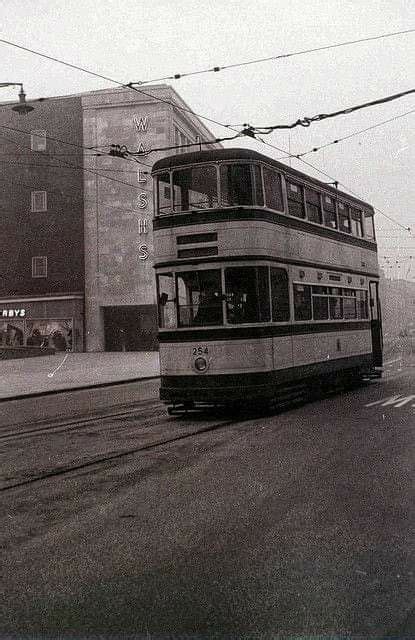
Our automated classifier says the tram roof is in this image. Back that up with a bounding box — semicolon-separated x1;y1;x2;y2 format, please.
152;147;374;211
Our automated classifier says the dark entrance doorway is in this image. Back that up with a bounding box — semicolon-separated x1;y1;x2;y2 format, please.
103;305;158;351
369;280;383;367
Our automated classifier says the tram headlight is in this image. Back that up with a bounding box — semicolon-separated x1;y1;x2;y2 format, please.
194;356;208;373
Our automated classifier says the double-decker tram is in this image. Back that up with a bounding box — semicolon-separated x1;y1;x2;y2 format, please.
152;148;382;411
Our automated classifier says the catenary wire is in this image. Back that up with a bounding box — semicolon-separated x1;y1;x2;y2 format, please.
130;29;415;86
271;109;415;160
245;89;415;134
128;28;415;85
0;37;410;233
0;131;152;190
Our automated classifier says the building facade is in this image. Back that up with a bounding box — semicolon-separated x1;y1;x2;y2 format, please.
0;85;219;352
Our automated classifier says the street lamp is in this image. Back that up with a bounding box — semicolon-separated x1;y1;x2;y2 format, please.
0;83;34;114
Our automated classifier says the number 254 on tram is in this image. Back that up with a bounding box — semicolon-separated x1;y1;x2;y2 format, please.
152;148;382;410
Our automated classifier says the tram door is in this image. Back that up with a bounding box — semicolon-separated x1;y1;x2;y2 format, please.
369;280;383;367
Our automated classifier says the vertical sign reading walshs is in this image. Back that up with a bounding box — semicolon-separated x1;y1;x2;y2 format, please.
134;115;150;261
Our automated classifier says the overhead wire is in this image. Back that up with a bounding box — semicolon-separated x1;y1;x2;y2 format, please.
271;109;415;160
244;89;415;134
127;28;415;85
0;36;412;233
0;131;152;190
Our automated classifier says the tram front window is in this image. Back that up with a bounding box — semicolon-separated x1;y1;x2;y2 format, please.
157;273;176;328
225;266;270;324
172;165;218;212
177;270;223;327
220;164;263;207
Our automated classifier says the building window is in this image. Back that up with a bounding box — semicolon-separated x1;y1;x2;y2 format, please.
32;256;47;278
31;191;47;212
31;130;47;151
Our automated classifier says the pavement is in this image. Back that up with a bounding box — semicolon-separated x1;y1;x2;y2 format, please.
0;351;160;400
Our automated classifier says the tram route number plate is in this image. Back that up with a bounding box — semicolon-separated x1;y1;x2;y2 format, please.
192;346;209;356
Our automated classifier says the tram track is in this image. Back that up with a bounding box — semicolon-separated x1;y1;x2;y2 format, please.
0;379;374;494
0;398;163;442
0;414;243;493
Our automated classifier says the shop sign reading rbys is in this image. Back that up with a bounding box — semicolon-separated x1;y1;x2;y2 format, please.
2;309;26;318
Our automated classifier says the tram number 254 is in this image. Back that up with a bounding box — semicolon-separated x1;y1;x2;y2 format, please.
192;346;209;356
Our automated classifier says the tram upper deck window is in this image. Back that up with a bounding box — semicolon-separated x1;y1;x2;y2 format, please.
322;194;337;229
287;182;305;219
172;165;218;212
263;167;284;211
157;273;176;328
363;210;375;240
176;269;223;327
220;164;264;207
156;173;172;214
225;266;270;324
305;187;322;224
338;202;351;233
350;207;363;237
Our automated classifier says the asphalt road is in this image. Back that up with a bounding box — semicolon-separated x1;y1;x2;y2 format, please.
1;364;414;637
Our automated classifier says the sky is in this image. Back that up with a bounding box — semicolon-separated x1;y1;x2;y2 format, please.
1;0;414;279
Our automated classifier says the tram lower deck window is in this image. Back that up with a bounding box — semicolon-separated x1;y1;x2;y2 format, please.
293;284;312;321
176;269;223;327
225;266;270;324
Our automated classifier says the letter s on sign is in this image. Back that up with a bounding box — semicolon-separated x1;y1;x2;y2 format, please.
138;193;148;209
138;244;149;261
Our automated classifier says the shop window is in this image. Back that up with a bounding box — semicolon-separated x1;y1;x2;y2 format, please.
32;256;47;278
270;267;290;321
177;269;223;327
286;181;305;219
363;210;375;240
156;173;172;214
293;283;312;321
31;190;47;213
263;167;284;211
305;187;322;224
220;164;263;207
157;273;176;328
322;194;337;229
31;130;46;152
338;202;351;233
225;266;270;324
173;165;218;212
312;286;329;320
26;319;73;351
0;320;24;346
350;207;363;237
